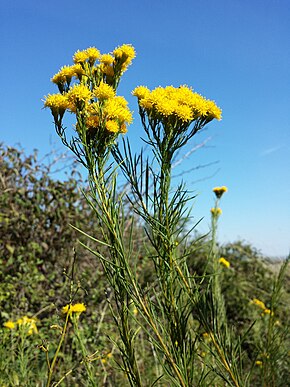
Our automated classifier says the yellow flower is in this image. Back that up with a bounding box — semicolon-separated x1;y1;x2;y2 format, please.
73;49;89;64
44;93;70;113
3;320;15;329
263;308;273;316
86;115;100;128
134;85;221;124
251;298;266;310
51;65;76;84
99;63;114;77
219;257;230;268
113;44;136;67
103;97;133;124
62;303;86;315
132;86;150;100
105;120;119;133
213;186;228;198
255;360;263;366
17;316;38;335
66;84;92;107
210;207;222;216
85;47;101;63
100;54;114;65
94;82;115;100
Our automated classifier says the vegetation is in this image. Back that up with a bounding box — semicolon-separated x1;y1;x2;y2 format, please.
1;43;289;386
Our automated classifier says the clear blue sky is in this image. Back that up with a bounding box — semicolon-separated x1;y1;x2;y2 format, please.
1;0;289;257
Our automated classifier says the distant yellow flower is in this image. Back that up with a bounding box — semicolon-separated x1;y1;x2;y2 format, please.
94;82;115;100
17;316;38;335
3;320;15;330
62;303;86;316
251;298;272;316
213;186;228;199
219;257;230;268
210;207;222;216
255;360;263;366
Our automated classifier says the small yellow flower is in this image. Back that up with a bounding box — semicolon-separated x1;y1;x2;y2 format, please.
255;360;263;366
100;54;114;65
17;316;38;335
105;120;119;133
213;186;228;199
113;44;136;66
44;93;70;111
66;84;92;107
132;86;150;100
3;320;15;330
94;82;115;100
210;207;222;216
219;257;230;268
62;303;86;316
85;47;101;63
73;49;89;64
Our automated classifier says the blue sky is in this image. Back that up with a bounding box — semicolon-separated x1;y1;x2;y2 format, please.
1;0;289;257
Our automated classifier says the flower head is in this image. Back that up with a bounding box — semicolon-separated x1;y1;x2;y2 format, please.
210;207;222;217
3;320;15;330
219;257;230;268
213;186;228;199
94;82;115;100
62;303;86;316
113;44;136;67
17;316;38;335
51;65;76;85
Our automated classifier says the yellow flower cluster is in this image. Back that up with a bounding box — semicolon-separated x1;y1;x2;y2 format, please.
73;47;101;64
251;298;273;316
3;316;38;335
132;85;222;123
210;207;222;216
62;303;86;315
213;186;228;199
44;44;135;139
219;257;230;268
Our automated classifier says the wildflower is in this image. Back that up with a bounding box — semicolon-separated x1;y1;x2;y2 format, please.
132;86;150;100
219;257;230;268
100;54;114;65
73;49;89;64
62;303;86;316
3;320;15;329
113;44;136;68
105;120;119;133
255;360;263;366
17;316;38;335
66;84;92;109
85;47;101;64
44;93;70;112
86;115;100;128
94;82;115;100
210;207;222;216
251;298;266;310
51;65;76;84
213;186;228;199
133;85;221;125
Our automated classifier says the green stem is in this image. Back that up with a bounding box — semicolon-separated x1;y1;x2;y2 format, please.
46;311;70;387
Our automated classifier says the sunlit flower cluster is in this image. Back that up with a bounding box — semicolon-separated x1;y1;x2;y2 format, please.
44;44;136;143
3;316;38;335
132;85;222;124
